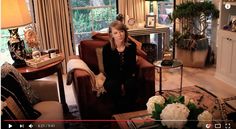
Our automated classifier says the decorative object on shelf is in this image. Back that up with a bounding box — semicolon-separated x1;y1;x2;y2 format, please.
146;95;213;129
225;3;231;9
24;27;40;49
24;26;41;60
128;18;136;26
223;0;236;9
1;0;32;68
145;15;156;28
223;15;236;31
230;15;236;32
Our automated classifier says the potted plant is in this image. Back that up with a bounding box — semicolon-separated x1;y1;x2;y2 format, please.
171;1;219;67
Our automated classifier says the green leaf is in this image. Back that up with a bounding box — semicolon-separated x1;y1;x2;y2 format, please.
177;96;185;104
151;103;164;120
166;96;175;104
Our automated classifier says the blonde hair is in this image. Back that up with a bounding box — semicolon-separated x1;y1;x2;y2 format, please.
108;20;128;50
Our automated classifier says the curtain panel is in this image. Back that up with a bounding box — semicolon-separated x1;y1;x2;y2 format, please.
33;0;74;73
118;0;146;25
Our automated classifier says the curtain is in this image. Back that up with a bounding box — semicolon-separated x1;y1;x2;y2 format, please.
33;0;74;73
118;0;146;25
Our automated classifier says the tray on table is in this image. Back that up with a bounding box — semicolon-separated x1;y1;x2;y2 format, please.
26;54;63;68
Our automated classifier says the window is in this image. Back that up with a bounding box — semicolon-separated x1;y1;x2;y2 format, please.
157;1;174;49
70;0;117;54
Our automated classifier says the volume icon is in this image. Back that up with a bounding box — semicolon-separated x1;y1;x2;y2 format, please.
28;124;33;128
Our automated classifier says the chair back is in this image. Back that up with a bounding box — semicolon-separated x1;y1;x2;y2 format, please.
79;40;108;74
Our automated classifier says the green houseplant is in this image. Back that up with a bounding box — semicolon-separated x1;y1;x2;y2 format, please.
171;1;219;67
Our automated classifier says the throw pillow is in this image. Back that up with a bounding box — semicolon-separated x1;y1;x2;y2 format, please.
1;74;41;120
1;73;41;128
1;62;40;104
95;47;105;73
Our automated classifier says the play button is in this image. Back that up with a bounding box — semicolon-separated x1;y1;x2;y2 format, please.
8;124;12;128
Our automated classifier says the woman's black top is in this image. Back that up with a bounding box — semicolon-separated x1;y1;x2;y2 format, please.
103;42;137;81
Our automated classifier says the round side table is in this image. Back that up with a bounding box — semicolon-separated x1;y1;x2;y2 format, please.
153;59;183;95
17;57;68;112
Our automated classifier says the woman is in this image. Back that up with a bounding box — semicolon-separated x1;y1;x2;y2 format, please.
103;20;137;112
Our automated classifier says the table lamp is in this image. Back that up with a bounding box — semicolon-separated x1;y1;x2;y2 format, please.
1;0;32;67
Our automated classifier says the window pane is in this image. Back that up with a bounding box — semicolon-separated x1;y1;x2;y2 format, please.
72;9;92;33
93;8;116;31
70;0;90;7
70;0;117;55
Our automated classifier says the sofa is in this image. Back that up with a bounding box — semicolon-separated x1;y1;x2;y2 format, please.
1;63;64;129
69;39;155;120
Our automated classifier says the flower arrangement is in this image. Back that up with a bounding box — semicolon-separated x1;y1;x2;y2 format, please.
24;28;39;49
146;95;213;129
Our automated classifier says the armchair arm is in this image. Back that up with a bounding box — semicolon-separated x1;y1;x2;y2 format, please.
72;70;98;118
29;80;59;101
69;55;80;60
136;56;155;102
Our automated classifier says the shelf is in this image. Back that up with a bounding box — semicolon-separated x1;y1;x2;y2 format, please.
223;2;236;6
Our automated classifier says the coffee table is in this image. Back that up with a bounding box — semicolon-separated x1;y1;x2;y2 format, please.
112;86;236;129
112;110;148;129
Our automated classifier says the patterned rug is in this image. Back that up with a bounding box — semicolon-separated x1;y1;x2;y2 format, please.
65;85;235;129
155;85;236;120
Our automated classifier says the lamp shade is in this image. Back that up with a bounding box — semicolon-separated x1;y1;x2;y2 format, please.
1;0;32;29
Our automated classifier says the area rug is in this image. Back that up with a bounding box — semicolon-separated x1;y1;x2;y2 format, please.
155;85;236;120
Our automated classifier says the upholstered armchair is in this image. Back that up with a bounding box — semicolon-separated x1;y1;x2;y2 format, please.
69;39;155;119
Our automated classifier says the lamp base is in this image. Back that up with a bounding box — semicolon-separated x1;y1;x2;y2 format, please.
7;28;27;68
12;59;26;68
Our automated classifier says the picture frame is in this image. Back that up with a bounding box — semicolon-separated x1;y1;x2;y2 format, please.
145;15;156;28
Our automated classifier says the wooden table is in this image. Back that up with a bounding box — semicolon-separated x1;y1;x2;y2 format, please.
17;57;68;112
112;110;148;129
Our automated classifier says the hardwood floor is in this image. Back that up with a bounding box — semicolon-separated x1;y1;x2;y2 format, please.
41;65;236;109
157;65;236;108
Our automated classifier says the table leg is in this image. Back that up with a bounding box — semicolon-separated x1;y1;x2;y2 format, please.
159;67;163;95
57;64;69;113
180;65;183;96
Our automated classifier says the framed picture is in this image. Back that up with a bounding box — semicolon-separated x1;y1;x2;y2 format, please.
145;15;156;28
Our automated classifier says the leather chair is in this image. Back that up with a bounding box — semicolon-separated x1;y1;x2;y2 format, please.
70;39;155;119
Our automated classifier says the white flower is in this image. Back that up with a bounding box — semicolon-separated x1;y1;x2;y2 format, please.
1;101;7;115
197;111;213;128
160;103;190;129
146;95;165;114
